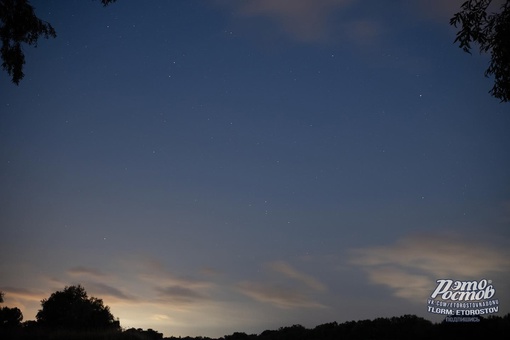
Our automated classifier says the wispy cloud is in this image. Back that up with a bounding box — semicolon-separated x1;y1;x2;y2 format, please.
237;281;325;309
133;258;216;305
66;266;137;302
155;285;207;304
268;261;326;291
222;0;353;43
136;258;211;287
237;260;326;309
68;266;107;278
343;19;383;46
215;0;477;51
412;0;470;21
349;233;510;302
0;286;44;302
86;282;138;302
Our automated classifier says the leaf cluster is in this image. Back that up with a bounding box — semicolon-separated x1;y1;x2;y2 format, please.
0;0;117;85
100;0;117;6
451;0;510;102
0;0;56;84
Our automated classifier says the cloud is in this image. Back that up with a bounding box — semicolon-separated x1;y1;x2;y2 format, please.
0;287;44;302
411;0;465;21
136;258;210;287
123;257;217;307
223;0;353;43
236;260;326;309
65;266;138;302
360;266;432;301
155;285;207;304
343;19;383;46
152;314;171;321
86;282;138;302
237;281;325;309
68;266;107;278
349;233;510;302
215;0;498;51
137;259;214;288
268;261;326;291
411;0;505;22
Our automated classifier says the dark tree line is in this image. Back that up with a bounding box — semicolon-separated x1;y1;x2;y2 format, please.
178;314;509;340
1;286;510;340
216;315;510;340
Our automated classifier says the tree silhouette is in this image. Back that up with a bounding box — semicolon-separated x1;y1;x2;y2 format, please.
0;0;116;85
0;291;23;340
0;0;56;84
36;284;120;332
0;306;23;328
450;0;510;102
0;291;23;329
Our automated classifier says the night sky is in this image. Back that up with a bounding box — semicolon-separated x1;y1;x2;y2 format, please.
1;0;510;337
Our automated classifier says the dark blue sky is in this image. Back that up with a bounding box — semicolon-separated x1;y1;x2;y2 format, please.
1;0;509;337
